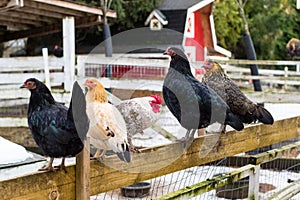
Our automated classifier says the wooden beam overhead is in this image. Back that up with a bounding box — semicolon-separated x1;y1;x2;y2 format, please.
23;1;88;17
0;0;22;13
0;0;116;43
2;10;56;23
0;15;45;27
32;0;116;18
0;20;31;30
0;15;102;43
18;7;66;19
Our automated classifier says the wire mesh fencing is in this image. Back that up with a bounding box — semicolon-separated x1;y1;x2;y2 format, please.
91;140;300;200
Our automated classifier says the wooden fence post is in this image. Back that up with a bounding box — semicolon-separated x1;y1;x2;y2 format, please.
248;165;260;200
284;66;288;90
76;137;90;200
77;55;86;79
42;48;51;90
63;16;75;92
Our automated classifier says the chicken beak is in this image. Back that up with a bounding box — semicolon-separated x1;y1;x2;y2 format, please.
82;81;88;87
163;51;168;55
20;84;26;89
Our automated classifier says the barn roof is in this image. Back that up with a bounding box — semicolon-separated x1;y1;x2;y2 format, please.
0;0;116;43
158;0;205;10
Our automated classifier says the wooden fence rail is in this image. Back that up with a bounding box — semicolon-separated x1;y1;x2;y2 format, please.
0;116;299;199
155;140;300;199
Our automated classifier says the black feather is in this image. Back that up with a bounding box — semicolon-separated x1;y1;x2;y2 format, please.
255;106;274;125
163;47;244;131
70;81;90;141
23;78;89;158
116;143;131;163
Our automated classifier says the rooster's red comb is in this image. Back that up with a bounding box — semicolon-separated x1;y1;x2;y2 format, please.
151;94;162;104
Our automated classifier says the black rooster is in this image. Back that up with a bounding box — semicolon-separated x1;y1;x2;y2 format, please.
163;47;244;142
202;60;274;125
21;78;89;172
53;45;63;58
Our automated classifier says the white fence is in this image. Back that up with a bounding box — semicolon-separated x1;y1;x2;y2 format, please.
0;55;67;127
1;55;300;127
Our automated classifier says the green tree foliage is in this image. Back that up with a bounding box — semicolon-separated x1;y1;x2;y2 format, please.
213;0;244;52
214;0;300;60
110;0;161;31
245;0;300;60
73;0;161;33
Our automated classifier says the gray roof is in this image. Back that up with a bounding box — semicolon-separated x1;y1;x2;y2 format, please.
158;0;204;10
89;27;183;54
154;9;167;21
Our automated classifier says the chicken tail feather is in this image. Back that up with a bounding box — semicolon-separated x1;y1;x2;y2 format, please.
226;112;244;131
69;81;89;142
116;143;131;163
254;105;274;125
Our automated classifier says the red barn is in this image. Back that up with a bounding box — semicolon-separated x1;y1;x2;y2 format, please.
145;0;231;62
85;0;231;80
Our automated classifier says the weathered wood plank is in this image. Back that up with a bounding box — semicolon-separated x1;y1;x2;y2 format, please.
249;141;300;165
75;138;90;200
0;116;299;199
1;166;76;200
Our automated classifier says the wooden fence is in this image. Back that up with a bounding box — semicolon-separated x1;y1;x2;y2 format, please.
155;140;300;200
0;55;69;127
1;54;300;103
1;55;300;127
0;116;299;199
1;55;300;199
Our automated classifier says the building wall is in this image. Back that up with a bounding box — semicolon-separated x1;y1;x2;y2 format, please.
184;10;206;62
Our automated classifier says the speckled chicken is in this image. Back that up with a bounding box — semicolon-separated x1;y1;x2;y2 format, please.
115;94;162;151
202;60;274;125
21;78;89;172
84;78;131;162
163;47;244;142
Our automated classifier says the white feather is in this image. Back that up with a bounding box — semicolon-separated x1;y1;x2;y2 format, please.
86;102;128;154
116;96;161;138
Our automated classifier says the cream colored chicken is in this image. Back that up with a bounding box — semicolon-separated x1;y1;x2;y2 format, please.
84;78;131;162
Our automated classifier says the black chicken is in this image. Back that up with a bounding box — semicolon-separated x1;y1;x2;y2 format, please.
202;60;274;125
163;47;244;142
21;78;89;172
53;45;63;58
